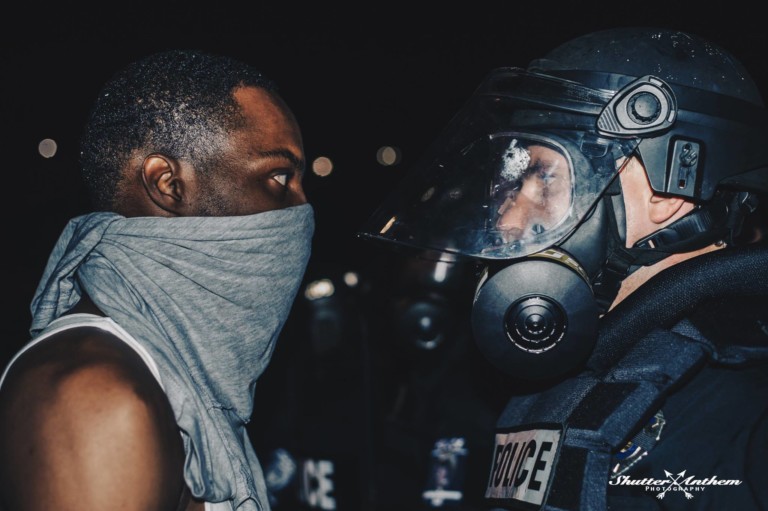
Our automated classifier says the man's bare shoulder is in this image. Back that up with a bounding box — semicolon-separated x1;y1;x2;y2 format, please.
0;325;169;421
0;325;188;510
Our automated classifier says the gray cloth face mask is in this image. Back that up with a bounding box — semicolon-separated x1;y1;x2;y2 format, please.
30;203;315;510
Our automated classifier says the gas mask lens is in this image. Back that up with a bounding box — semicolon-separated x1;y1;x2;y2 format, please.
486;136;573;252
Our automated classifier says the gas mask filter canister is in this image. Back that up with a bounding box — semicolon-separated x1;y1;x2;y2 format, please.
471;248;599;380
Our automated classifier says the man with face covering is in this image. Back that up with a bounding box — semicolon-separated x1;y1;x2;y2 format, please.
0;50;314;511
360;27;768;510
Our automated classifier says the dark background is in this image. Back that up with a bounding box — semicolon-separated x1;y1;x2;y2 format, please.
4;3;768;353
3;3;767;510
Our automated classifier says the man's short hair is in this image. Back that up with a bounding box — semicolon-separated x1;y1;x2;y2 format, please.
79;49;277;211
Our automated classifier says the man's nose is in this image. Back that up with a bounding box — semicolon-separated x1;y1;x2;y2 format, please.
498;193;537;239
290;182;308;206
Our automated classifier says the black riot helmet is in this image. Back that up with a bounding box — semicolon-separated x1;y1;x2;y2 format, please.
358;27;768;380
528;27;767;199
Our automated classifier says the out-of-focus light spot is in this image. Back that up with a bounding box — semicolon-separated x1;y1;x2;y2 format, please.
38;139;57;158
304;278;335;300
380;216;396;234
343;272;359;287
376;146;401;166
433;261;450;283
312;156;333;176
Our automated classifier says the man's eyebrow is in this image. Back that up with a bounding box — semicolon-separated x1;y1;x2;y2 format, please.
257;149;305;170
530;159;560;172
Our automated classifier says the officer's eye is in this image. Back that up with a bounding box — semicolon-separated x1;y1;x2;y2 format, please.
539;171;556;186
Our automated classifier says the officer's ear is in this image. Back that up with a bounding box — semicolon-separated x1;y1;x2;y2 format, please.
141;154;188;215
648;193;691;225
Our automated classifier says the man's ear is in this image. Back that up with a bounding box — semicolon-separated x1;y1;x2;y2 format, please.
648;193;689;225
140;154;186;214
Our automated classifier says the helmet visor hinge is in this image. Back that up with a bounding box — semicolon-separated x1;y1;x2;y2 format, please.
597;75;677;137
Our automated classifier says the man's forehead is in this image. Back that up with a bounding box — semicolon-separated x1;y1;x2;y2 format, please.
234;87;286;125
526;144;565;160
231;86;304;165
518;144;568;172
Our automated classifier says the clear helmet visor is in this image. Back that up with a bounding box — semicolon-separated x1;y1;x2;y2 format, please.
359;69;641;260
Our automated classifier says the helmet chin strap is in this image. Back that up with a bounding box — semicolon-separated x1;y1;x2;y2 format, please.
592;187;758;313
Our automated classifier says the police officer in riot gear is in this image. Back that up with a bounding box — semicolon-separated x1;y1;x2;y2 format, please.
359;27;768;510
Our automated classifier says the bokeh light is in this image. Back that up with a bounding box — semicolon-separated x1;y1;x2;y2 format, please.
304;278;336;300
38;139;58;158
343;272;359;288
312;156;334;176
376;146;401;166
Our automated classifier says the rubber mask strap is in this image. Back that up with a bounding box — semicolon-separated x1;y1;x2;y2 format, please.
591;181;633;313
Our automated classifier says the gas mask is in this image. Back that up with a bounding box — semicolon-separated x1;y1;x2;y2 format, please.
358;68;768;380
443;130;635;381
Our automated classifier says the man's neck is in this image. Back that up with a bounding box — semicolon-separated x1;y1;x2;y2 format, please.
609;243;725;311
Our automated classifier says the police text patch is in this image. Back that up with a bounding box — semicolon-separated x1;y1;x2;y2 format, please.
485;425;562;509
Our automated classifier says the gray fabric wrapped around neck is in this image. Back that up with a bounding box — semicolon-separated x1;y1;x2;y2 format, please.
30;203;315;510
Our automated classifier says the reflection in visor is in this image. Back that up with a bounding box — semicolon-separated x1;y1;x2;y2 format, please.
486;138;573;252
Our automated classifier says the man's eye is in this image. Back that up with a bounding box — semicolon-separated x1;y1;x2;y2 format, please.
272;174;288;186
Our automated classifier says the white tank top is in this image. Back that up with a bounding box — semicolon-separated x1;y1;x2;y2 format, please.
0;313;232;511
